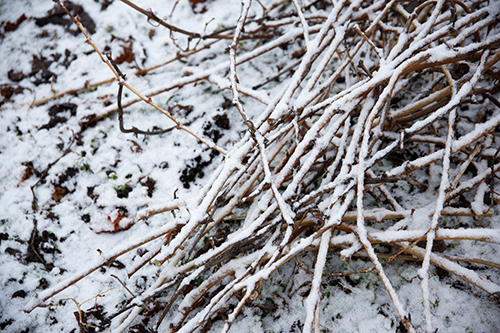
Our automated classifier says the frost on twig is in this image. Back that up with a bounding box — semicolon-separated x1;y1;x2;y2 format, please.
27;0;500;332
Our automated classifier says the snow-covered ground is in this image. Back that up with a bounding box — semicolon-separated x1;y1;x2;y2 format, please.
1;1;499;332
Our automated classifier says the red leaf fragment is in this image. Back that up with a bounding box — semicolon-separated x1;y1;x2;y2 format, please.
4;14;27;32
90;209;133;234
17;162;38;186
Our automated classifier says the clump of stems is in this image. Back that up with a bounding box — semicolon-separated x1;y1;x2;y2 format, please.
26;1;500;332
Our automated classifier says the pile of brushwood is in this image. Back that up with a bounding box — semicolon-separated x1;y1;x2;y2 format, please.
26;0;500;332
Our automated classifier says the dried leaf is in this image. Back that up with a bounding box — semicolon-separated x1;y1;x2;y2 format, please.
35;1;96;35
39;103;77;130
168;104;194;117
30;54;57;86
114;41;135;64
17;162;38;186
128;139;143;153
189;0;210;13
7;70;26;82
1;85;24;105
19;167;34;184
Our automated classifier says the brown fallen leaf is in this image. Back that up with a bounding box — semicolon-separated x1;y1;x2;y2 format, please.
52;186;68;202
114;41;135;64
17;162;38;187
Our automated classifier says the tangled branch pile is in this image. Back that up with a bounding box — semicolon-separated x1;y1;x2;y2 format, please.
26;0;500;332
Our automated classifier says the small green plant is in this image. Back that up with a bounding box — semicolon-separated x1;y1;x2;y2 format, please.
114;184;132;198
